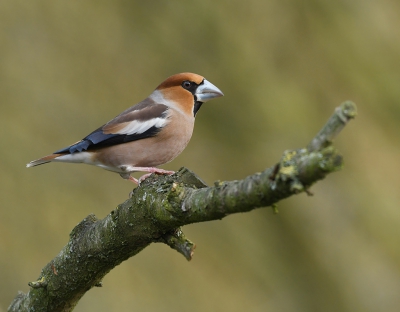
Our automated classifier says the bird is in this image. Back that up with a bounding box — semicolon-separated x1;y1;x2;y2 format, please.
26;72;224;184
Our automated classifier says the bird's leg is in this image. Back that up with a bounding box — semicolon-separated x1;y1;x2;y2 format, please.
138;173;153;184
133;167;175;175
120;172;139;184
128;176;139;184
137;168;175;184
134;167;175;184
120;167;174;185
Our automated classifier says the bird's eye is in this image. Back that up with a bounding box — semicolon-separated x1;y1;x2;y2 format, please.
182;81;192;89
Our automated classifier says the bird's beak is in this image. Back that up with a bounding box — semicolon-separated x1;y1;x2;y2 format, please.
195;79;224;103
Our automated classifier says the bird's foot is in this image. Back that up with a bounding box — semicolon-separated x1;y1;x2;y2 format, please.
123;167;175;185
138;173;152;184
138;168;175;184
128;175;139;184
135;167;175;175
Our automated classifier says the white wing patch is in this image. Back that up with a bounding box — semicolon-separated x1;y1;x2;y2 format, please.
116;117;169;135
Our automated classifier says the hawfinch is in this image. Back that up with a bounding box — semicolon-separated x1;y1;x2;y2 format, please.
27;73;223;184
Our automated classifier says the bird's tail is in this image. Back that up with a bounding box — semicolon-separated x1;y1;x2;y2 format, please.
26;154;64;168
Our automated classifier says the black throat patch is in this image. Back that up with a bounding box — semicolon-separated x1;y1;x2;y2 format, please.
193;101;203;117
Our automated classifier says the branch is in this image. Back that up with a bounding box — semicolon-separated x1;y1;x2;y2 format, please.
8;101;357;312
307;101;357;151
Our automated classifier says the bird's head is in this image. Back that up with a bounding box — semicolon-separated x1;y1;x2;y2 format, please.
154;73;224;116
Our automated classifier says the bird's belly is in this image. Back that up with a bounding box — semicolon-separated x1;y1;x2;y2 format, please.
93;123;193;172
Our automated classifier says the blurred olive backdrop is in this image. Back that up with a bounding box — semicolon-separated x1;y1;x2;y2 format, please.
1;1;400;311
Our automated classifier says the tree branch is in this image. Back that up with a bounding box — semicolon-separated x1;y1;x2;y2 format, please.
8;101;357;312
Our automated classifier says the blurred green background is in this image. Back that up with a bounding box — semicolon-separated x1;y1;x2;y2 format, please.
1;1;400;311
